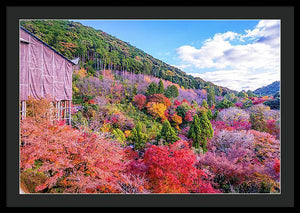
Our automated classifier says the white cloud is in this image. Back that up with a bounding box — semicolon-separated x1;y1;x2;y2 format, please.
176;20;280;91
188;69;279;91
171;64;192;70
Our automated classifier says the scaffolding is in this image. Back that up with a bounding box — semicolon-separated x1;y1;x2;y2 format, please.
19;100;72;125
55;100;72;125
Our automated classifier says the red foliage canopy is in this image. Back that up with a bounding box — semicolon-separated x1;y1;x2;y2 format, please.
142;141;218;193
20;117;147;193
133;94;147;110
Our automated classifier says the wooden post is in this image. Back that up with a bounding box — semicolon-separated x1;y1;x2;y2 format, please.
69;100;71;125
20;101;26;120
55;102;58;120
58;101;61;120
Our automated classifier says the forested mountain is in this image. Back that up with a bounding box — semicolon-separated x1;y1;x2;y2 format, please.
20;20;235;95
20;20;281;194
253;81;280;96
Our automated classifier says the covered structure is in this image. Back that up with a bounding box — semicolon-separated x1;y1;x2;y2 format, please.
19;26;78;124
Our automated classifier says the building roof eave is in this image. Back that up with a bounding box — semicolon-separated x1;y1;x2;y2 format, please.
20;26;76;65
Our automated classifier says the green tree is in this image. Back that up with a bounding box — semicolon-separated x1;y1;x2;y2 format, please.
207;86;216;107
191;100;199;108
146;82;158;96
164;85;179;98
206;108;213;120
199;111;214;150
215;87;223;96
132;84;138;97
130;122;148;150
157;80;165;94
188;113;213;152
247;90;256;98
213;110;219;120
224;92;236;102
112;128;126;145
202;99;209;109
157;120;179;145
201;99;213;120
238;90;248;98
188;115;202;150
176;102;191;119
264;98;280;110
216;98;234;109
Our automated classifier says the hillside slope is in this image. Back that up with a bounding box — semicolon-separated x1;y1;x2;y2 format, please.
20;20;235;95
253;81;280;96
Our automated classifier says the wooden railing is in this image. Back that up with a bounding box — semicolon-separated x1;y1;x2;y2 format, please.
19;100;72;125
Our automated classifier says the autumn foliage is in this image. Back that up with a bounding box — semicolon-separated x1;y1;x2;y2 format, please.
20;117;148;193
20;68;280;194
142;141;218;193
133;94;147;110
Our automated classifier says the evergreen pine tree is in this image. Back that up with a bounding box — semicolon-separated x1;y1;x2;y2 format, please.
165;85;179;98
207;86;216;107
157;80;165;94
130;122;148;150
157;120;179;145
202;99;209;109
112;128;126;145
188;114;202;150
201;99;213;120
191;100;199;108
146;82;158;96
198;111;214;152
213;110;219;120
188;112;213;152
206;108;213;120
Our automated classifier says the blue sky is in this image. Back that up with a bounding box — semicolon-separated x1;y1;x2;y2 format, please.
73;19;280;91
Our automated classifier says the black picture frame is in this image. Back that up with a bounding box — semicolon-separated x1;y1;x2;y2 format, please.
3;5;294;207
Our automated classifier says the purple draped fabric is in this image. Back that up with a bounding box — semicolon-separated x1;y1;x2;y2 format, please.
19;28;73;101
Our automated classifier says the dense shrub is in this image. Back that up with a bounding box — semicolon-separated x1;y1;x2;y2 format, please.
198;129;280;193
217;107;250;125
266;119;280;139
264;110;280;121
176;102;192;119
147;94;171;108
211;120;251;131
216;98;234;109
20;118;147;193
145;102;168;121
133;94;147;110
264;98;280;110
248;104;270;115
143;141;218;193
170;113;183;130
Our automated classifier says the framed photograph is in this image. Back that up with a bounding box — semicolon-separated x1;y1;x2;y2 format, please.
4;5;294;207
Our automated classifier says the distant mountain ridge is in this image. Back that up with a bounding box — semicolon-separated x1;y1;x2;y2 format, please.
20;20;236;95
253;81;280;96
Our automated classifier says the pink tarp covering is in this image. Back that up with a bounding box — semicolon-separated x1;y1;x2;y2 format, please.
19;28;73;101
